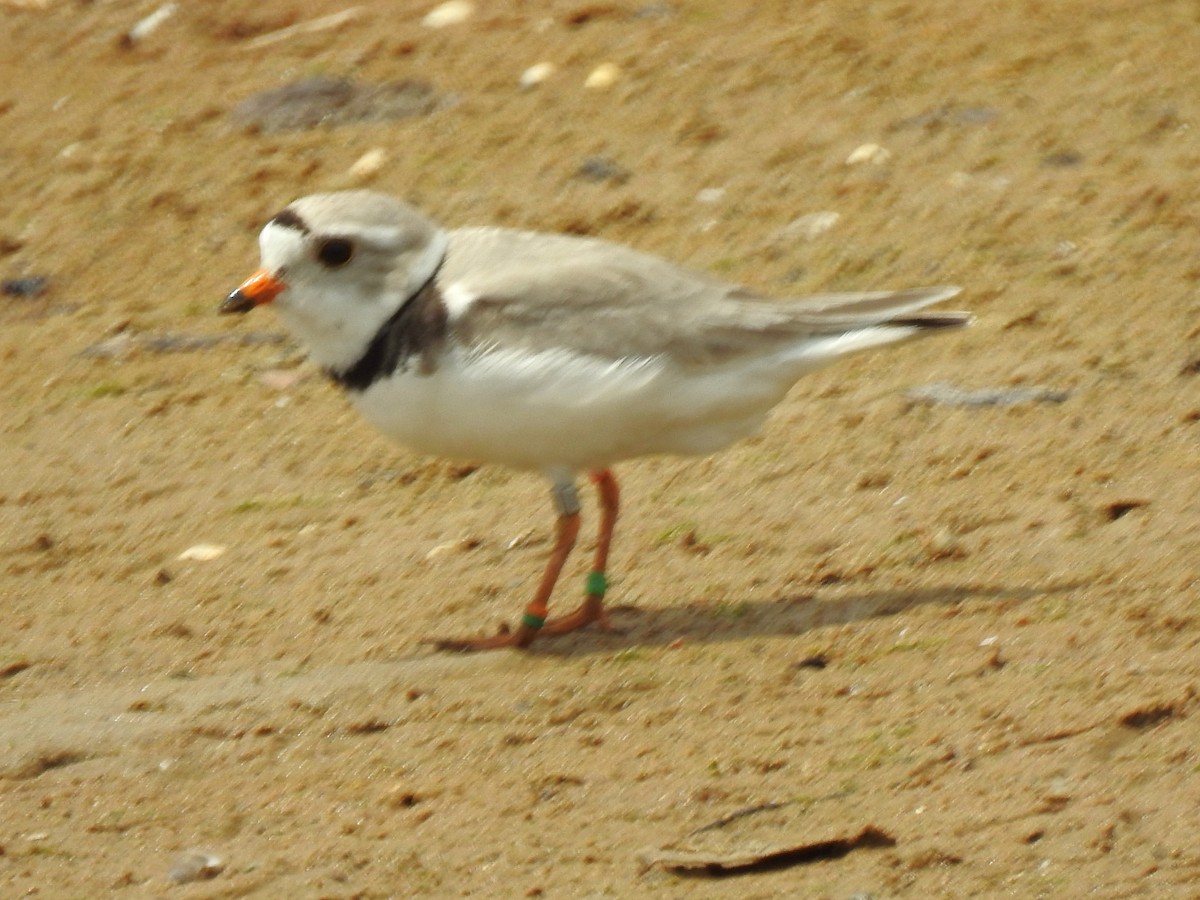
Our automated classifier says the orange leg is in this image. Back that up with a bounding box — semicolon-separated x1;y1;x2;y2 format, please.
539;469;620;635
429;471;621;652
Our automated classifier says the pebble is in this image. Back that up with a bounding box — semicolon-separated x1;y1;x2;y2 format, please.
845;143;891;166
519;62;557;90
694;188;725;205
505;529;536;551
422;0;473;28
120;2;176;48
425;537;482;560
348;147;387;181
243;8;361;50
576;156;630;184
584;62;621;89
177;544;227;562
1042;150;1084;168
167;851;224;884
2;275;49;298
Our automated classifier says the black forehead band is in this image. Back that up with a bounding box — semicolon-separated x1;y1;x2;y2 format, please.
268;208;311;235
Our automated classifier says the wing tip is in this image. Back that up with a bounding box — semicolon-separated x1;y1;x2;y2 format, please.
895;286;971;329
893;312;973;330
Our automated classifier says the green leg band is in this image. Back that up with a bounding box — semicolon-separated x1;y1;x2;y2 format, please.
522;612;546;630
585;571;608;597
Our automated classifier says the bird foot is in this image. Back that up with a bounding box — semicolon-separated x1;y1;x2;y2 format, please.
424;596;619;652
538;596;619;636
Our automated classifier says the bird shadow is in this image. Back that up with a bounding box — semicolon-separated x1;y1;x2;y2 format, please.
530;579;1087;657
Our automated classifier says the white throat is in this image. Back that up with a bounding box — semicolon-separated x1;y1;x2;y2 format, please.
260;223;450;374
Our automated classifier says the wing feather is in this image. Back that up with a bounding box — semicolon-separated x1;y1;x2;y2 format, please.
443;228;968;367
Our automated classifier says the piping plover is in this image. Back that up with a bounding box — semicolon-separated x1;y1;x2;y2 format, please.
222;190;970;651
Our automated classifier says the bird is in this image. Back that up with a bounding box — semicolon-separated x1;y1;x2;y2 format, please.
221;190;970;651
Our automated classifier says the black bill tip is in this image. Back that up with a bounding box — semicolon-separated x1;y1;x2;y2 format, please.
220;289;255;315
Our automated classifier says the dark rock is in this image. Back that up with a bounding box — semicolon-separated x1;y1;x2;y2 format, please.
2;276;49;298
576;156;631;184
1041;151;1084;168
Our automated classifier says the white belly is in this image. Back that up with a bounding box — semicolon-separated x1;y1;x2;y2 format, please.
348;345;812;473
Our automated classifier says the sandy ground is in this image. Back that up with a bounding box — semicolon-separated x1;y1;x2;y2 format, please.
2;0;1199;896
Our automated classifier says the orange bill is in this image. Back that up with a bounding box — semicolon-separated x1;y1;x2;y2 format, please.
220;269;286;315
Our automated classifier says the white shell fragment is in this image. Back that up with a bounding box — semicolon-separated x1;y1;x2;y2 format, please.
422;0;473;28
505;528;537;551
845;143;891;165
425;537;481;561
584;63;621;89
123;3;177;46
348;147;387;181
243;8;361;50
177;544;227;562
519;62;557;90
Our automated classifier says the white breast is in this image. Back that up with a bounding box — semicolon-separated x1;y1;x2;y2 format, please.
347;342;807;473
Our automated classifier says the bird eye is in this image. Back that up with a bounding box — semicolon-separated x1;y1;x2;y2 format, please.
316;238;354;268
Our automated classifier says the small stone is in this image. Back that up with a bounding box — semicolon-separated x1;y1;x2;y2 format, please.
695;188;725;205
924;528;967;561
348;147;387;181
2;276;49;298
505;529;536;550
120;3;177;49
177;544;227;562
167;851;223;884
584;63;621;89
792;654;829;670
576;156;630;184
422;0;473;28
425;537;482;560
846;143;891;165
519;62;557;90
1042;150;1083;168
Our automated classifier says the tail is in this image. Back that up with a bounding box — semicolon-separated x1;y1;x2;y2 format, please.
774;286;971;360
887;310;973;331
786;286;969;329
